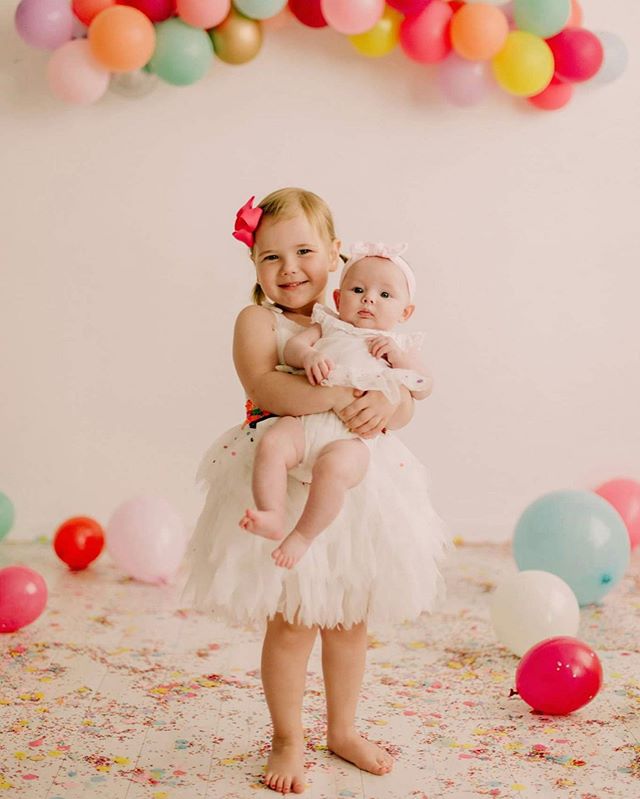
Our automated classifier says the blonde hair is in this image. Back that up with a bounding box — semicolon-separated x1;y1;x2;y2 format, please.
249;187;340;306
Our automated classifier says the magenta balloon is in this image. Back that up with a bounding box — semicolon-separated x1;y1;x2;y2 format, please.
0;566;48;633
547;27;603;82
399;0;452;63
437;52;494;106
387;0;431;16
15;0;73;50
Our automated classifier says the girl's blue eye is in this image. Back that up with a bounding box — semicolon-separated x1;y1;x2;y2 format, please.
381;291;390;299
264;255;278;261
298;248;311;255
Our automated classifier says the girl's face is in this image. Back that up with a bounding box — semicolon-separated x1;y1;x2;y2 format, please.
333;257;415;331
253;212;340;315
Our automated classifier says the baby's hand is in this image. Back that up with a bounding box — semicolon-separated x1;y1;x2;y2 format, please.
368;336;402;367
302;350;334;386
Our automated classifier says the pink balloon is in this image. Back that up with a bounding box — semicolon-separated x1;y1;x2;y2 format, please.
321;0;385;35
547;27;603;82
400;0;452;63
528;75;573;110
387;0;431;15
15;0;73;50
595;478;640;550
106;496;187;584
515;636;602;715
0;566;48;633
176;0;230;28
437;52;494;106
47;39;110;104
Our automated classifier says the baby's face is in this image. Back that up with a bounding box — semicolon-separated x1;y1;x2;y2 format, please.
335;257;414;331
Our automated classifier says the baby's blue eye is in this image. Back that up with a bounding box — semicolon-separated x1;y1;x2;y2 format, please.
352;287;364;294
380;291;391;299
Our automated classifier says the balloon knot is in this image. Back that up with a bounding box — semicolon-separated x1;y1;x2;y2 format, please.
509;689;519;698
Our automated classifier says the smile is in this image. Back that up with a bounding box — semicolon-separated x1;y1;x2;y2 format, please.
278;281;308;289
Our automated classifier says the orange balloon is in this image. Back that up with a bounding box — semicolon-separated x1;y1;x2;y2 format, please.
73;0;116;26
450;3;509;61
89;6;156;72
568;0;583;27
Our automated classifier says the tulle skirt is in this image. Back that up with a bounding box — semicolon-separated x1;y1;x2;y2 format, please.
182;412;449;631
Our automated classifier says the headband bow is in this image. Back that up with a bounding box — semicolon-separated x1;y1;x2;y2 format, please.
232;196;263;248
341;241;416;301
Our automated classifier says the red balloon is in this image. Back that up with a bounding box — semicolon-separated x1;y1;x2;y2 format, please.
547;27;603;82
54;516;105;570
399;0;452;64
387;0;431;16
516;637;603;715
119;0;176;23
528;75;573;111
289;0;327;28
0;566;48;633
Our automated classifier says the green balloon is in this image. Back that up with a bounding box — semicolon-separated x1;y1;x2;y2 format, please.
0;491;15;542
514;0;571;39
149;19;214;87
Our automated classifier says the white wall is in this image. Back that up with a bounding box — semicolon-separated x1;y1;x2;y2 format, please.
1;2;639;542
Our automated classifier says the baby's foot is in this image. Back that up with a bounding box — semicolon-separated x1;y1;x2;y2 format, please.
271;530;312;569
327;729;394;776
238;509;284;540
263;734;306;794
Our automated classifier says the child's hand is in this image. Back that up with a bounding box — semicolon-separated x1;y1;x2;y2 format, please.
337;389;398;438
302;350;334;386
368;335;402;367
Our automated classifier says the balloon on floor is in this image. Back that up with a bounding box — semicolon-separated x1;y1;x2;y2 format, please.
0;491;15;542
53;516;105;570
0;566;48;633
595;477;640;551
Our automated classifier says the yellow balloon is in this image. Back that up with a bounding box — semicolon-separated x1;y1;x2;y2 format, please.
349;7;401;58
492;31;554;97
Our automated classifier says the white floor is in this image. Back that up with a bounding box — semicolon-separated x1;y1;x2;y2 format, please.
0;539;638;798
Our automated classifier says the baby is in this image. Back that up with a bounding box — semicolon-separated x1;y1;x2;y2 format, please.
239;242;432;568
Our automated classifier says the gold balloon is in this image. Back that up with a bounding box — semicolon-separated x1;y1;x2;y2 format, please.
210;10;262;65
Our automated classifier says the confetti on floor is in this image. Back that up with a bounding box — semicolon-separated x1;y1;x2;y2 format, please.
0;539;638;798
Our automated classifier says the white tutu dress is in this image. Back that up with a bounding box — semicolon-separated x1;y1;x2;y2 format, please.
183;302;449;631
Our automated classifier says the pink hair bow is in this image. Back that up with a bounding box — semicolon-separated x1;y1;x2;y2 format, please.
342;241;416;301
232;196;263;248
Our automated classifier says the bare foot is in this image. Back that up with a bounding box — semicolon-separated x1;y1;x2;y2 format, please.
271;530;312;569
263;735;306;794
238;509;284;540
327;729;394;776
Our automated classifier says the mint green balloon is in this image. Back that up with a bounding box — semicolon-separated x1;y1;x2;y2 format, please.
0;491;15;542
149;19;214;87
514;0;571;39
233;0;287;20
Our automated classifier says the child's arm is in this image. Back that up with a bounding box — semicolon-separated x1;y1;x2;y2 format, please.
283;323;335;386
367;336;433;401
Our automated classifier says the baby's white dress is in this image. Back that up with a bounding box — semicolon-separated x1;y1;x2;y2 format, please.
183;302;449;631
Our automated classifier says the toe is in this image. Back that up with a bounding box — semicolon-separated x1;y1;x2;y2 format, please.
292;778;305;794
282;776;292;793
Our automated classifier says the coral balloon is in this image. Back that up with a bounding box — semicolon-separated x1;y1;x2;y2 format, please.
210;9;262;64
119;0;177;23
450;3;509;61
15;0;74;50
437;52;494;105
513;0;570;39
47;38;110;103
233;0;287;20
528;75;573;110
0;566;48;633
289;0;327;28
399;0;452;63
72;0;115;26
106;496;187;584
595;478;640;550
349;6;401;57
568;0;582;27
590;31;628;86
0;491;15;542
491;30;553;96
176;0;230;29
53;516;105;570
547;27;604;83
89;6;156;72
515;637;603;715
387;0;431;15
149;18;213;83
321;0;385;36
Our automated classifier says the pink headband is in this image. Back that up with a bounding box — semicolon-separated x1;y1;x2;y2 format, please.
340;242;416;301
232;196;263;248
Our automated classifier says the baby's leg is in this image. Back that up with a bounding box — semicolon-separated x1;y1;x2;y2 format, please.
272;439;369;569
261;613;318;794
239;416;305;541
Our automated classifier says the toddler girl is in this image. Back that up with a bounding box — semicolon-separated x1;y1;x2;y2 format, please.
240;241;434;570
184;188;447;795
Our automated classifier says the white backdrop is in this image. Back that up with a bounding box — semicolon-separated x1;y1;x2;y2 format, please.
1;2;639;542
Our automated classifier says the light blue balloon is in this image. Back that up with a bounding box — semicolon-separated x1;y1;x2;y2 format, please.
0;491;15;542
513;490;630;606
233;0;287;21
513;0;571;39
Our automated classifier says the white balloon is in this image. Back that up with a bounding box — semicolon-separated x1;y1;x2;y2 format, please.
490;570;580;656
591;31;628;86
110;69;158;99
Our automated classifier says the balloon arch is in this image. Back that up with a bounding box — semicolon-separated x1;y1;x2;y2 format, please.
15;0;627;108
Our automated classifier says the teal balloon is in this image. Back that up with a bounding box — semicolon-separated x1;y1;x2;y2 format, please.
513;0;571;39
233;0;287;20
513;490;630;606
149;19;214;87
0;492;15;542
